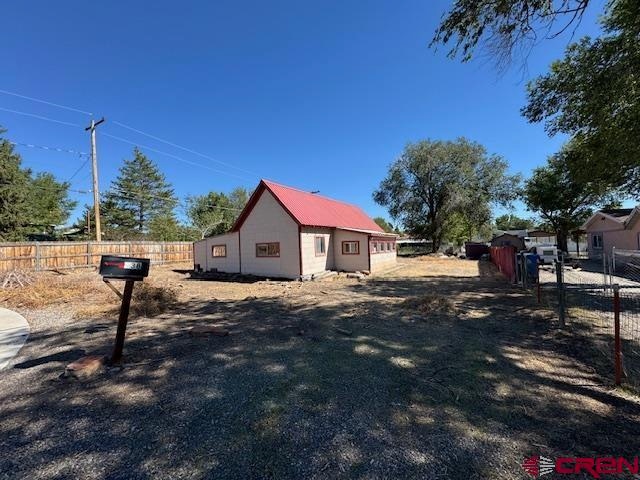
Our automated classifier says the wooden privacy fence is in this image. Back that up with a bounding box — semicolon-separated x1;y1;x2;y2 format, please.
0;241;193;272
489;246;517;283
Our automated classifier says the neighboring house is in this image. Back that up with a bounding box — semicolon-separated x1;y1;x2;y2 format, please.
582;207;640;258
490;233;526;251
193;179;397;279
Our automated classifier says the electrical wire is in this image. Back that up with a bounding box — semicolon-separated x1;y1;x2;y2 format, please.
112;119;258;177
102;132;254;181
0;88;93;116
9;141;89;157
66;157;92;182
0;106;83;128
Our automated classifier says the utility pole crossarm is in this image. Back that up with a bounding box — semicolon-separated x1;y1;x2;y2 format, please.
86;117;105;242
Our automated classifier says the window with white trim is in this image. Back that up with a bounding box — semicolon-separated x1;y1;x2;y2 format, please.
592;233;603;249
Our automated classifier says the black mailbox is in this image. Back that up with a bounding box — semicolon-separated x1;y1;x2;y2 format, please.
99;255;150;281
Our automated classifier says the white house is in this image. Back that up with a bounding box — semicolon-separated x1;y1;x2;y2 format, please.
193;180;397;279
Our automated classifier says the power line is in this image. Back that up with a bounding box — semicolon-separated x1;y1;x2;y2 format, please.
9;141;89;157
0;88;93;116
0;106;83;128
102;131;254;181
105;187;243;212
67;157;92;182
112;120;259;177
1;181;91;195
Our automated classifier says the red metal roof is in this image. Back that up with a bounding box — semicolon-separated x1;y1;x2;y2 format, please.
232;180;384;232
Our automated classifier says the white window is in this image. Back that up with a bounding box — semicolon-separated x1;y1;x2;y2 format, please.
342;241;359;254
212;245;226;257
256;242;280;257
592;234;603;249
315;236;326;256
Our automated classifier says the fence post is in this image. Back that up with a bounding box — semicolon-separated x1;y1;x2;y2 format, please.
613;284;622;386
537;262;541;304
555;259;565;328
35;242;41;272
612;246;616;274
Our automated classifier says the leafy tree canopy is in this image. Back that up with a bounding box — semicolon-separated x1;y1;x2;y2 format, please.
431;0;592;66
523;0;640;196
374;138;520;252
523;147;615;251
186;187;249;239
495;213;535;231
373;217;395;233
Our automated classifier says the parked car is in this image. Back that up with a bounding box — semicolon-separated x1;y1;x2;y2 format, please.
528;245;558;265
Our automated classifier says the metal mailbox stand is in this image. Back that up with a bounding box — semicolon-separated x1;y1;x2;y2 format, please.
111;279;135;364
99;255;150;365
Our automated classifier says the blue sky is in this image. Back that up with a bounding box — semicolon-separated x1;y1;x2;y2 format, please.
0;0;609;225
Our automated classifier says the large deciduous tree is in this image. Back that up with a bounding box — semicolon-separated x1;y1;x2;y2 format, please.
495;213;535;231
431;0;592;66
523;149;611;252
186;187;249;239
103;148;177;236
374;138;519;252
523;0;640;196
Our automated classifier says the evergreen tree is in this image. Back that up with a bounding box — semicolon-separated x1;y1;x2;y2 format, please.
26;173;77;236
0;129;30;240
103;148;177;236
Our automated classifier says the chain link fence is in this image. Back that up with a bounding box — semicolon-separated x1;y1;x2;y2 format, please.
516;252;640;389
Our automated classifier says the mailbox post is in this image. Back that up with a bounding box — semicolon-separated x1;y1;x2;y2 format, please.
99;255;150;364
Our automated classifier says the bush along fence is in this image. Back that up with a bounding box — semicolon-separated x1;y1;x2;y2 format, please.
512;252;640;390
0;241;193;272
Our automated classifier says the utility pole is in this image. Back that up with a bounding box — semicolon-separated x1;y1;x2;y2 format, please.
85;117;105;241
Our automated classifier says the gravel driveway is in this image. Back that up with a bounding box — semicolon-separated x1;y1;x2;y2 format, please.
1;257;639;479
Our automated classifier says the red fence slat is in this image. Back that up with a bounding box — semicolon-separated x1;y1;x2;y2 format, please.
490;246;516;283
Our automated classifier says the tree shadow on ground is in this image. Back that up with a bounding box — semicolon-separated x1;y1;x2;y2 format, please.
1;261;639;479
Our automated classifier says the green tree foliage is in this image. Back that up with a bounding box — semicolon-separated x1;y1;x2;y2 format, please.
373;217;395;233
494;213;535;231
186;187;249;239
103;148;178;236
374;138;520;252
0;128;76;240
26;173;77;234
431;0;592;65
523;0;640;196
0;133;30;240
148;214;182;241
523;150;609;252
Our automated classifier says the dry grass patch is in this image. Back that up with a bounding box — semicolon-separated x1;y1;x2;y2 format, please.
130;283;178;317
400;293;457;316
0;273;101;309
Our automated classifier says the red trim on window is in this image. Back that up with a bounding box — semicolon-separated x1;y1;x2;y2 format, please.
341;240;360;255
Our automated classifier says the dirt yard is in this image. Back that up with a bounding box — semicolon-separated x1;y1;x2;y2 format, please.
1;257;639;479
